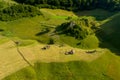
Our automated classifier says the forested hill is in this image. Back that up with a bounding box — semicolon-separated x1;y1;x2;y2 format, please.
14;0;120;11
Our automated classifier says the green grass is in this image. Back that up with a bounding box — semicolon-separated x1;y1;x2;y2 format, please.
0;8;73;42
0;8;119;50
0;36;9;44
3;50;120;80
40;8;78;19
0;8;116;49
60;34;99;49
3;67;37;80
79;35;99;49
1;8;120;80
0;15;66;40
60;34;80;47
0;8;77;45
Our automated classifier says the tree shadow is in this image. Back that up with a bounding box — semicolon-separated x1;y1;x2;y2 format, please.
0;29;4;32
36;28;50;36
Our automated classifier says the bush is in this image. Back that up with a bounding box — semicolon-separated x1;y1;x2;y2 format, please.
48;38;54;44
66;16;72;20
0;29;4;31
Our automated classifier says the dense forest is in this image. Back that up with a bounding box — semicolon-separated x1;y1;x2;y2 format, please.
0;4;41;21
0;0;119;21
14;0;120;11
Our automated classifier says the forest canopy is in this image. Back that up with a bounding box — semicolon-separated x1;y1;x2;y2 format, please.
14;0;120;11
0;4;42;21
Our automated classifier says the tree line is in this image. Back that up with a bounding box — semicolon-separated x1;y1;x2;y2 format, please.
0;4;42;21
14;0;120;11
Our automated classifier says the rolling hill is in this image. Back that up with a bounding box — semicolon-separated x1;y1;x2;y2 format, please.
0;36;120;80
0;0;120;80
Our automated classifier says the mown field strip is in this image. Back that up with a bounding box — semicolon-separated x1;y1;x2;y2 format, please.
0;39;105;79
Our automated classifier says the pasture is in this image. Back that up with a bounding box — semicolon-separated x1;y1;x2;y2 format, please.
0;8;120;80
0;37;105;80
1;38;120;80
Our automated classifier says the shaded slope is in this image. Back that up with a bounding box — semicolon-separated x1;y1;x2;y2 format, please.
97;12;120;53
75;9;116;21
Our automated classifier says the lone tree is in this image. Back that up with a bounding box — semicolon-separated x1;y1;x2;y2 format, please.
48;38;54;44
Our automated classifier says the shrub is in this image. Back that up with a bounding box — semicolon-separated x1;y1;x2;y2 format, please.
66;16;72;20
48;38;54;44
0;29;4;31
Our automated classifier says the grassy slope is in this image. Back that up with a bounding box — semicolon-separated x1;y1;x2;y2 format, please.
40;8;78;19
3;50;120;80
57;9;117;49
0;0;17;4
60;35;99;49
0;8;76;43
0;37;37;80
0;8;120;80
0;37;106;80
0;9;113;49
97;12;120;51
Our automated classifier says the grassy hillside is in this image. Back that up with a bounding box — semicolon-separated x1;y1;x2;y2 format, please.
0;36;105;80
0;8;99;48
0;9;68;44
0;8;116;49
0;6;120;80
3;50;120;80
40;8;78;19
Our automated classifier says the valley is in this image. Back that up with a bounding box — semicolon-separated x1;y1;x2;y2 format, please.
0;0;120;80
